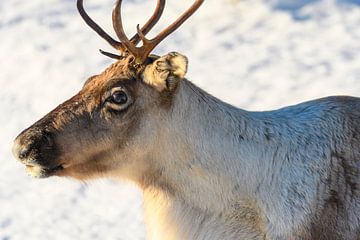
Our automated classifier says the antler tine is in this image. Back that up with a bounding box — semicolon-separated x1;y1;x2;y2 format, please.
112;0;165;52
137;0;204;63
130;0;166;46
77;0;122;50
99;49;122;60
114;0;204;64
112;0;138;55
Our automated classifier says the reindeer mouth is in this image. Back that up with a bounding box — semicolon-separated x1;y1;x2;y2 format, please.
25;164;64;178
46;164;64;174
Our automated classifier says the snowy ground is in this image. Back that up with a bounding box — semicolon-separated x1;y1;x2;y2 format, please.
1;0;360;239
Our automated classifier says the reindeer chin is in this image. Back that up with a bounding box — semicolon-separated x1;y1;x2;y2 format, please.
25;164;64;178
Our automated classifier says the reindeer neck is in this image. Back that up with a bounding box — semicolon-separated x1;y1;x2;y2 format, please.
139;79;275;239
145;79;269;212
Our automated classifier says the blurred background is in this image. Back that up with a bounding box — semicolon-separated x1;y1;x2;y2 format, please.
1;0;360;239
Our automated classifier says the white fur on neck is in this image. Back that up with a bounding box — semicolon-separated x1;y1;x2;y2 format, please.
134;80;360;239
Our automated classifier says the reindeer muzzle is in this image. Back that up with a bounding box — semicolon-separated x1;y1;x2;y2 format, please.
13;127;63;178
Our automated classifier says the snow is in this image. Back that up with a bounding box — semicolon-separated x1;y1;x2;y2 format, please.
1;0;360;239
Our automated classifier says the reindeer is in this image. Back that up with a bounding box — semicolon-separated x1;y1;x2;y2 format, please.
12;0;360;239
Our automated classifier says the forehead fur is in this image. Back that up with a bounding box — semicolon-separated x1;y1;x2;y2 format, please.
75;57;144;114
83;57;139;91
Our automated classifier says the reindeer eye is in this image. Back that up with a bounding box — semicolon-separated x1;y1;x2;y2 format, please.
111;91;128;104
104;87;132;112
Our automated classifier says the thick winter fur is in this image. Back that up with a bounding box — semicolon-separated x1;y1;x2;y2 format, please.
13;53;360;239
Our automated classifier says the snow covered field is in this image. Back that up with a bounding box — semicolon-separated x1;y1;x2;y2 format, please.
1;0;360;239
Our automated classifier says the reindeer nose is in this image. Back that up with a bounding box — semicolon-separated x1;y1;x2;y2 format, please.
13;140;34;161
13;127;63;178
12;127;54;164
12;137;31;162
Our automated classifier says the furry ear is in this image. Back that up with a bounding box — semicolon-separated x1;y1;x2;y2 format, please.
142;52;188;92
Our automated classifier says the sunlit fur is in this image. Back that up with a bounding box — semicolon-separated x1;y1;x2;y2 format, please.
14;53;360;239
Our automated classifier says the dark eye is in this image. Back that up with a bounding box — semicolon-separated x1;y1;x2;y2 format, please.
110;91;128;104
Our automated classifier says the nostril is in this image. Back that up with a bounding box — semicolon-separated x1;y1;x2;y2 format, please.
12;139;32;161
18;147;30;159
13;128;55;162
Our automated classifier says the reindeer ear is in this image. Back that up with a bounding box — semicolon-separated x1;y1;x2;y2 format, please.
142;52;188;92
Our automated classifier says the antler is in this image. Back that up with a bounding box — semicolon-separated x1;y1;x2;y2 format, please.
78;0;204;64
113;0;204;64
77;0;165;58
129;0;166;45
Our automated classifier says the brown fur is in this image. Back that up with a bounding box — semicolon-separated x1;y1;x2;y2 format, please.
13;54;185;182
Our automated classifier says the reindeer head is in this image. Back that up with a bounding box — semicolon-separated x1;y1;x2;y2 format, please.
12;0;203;180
